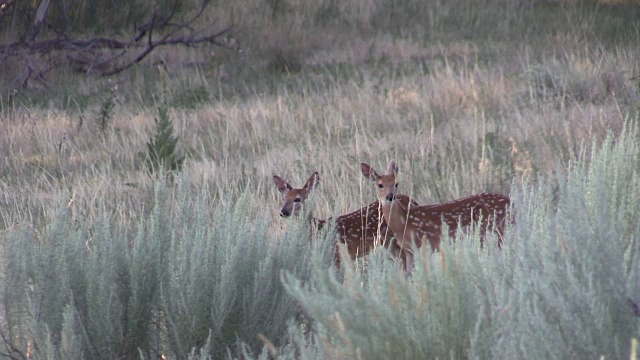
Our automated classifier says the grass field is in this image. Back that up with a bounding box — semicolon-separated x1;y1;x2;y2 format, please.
1;0;640;358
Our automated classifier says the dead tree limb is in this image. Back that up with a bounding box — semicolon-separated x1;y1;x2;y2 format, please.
26;0;52;42
1;0;233;80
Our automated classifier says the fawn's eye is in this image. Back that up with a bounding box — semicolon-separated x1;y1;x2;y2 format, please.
378;183;384;188
294;198;301;202
394;183;399;188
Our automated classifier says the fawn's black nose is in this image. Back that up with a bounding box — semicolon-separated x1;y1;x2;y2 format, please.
280;209;290;217
386;194;394;202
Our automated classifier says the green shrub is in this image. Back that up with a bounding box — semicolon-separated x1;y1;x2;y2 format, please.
283;230;500;359
0;177;333;359
146;104;185;175
282;125;640;359
495;126;640;358
96;82;117;133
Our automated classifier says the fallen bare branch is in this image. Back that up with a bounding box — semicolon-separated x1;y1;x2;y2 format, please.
26;0;52;42
1;0;233;81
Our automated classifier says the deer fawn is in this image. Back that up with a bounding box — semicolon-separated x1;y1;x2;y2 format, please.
273;172;418;265
361;160;511;270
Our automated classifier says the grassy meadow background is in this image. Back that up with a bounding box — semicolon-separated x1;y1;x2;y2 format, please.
1;0;640;358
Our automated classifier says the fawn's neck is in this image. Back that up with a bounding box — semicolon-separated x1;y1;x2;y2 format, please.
380;197;410;234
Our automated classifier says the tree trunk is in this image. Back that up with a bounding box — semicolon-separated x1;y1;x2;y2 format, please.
27;0;52;42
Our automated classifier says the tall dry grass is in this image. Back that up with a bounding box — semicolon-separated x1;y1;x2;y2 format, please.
0;1;637;240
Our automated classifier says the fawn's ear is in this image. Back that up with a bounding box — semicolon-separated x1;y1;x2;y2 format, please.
273;175;293;194
360;163;379;182
304;172;320;192
387;160;398;176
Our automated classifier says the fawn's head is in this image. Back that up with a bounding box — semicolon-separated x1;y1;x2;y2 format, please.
273;172;319;218
361;160;399;204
